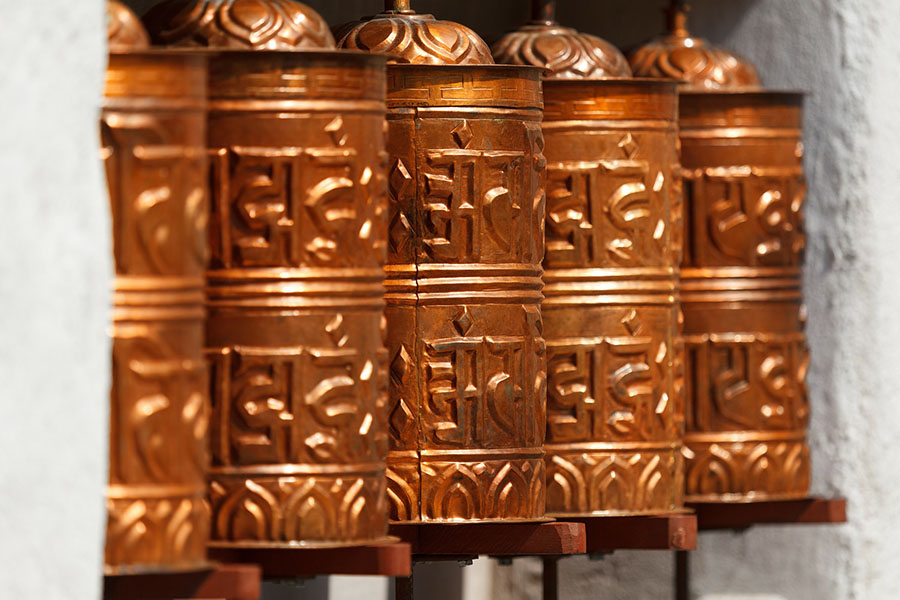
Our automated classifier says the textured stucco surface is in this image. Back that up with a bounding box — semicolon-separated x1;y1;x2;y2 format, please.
0;0;111;598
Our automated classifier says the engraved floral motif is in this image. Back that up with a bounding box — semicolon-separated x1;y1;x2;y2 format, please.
629;7;760;90
337;12;493;65
493;23;631;80
143;0;335;49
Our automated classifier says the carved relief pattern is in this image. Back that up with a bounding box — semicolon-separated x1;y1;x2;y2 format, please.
629;40;760;90
679;95;811;501
492;23;631;80
205;78;390;543
545;150;668;269
143;0;336;50
628;8;760;91
685;438;810;502
337;13;494;65
683;169;806;268
547;450;682;515
102;64;210;570
383;70;546;520
208;142;386;270
545;312;673;445
685;335;809;433
541;81;682;515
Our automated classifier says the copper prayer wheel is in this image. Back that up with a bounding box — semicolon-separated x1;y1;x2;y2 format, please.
103;1;211;572
144;0;392;546
632;4;811;502
494;0;684;516
338;1;548;522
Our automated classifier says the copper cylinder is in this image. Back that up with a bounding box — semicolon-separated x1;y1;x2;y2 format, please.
631;4;811;502
384;66;547;522
203;51;391;545
144;1;392;546
538;80;684;515
338;5;548;522
103;1;210;572
679;91;809;502
493;1;684;516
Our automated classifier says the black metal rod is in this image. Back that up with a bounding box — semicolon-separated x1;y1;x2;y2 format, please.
675;550;690;600
542;557;559;600
531;0;556;23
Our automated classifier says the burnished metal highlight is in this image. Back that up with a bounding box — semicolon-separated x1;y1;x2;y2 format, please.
629;2;760;90
103;1;211;573
340;1;548;522
631;1;811;504
143;0;336;50
145;1;393;546
201;50;391;546
493;1;684;516
679;92;810;502
538;80;684;515
492;0;631;80
335;0;494;65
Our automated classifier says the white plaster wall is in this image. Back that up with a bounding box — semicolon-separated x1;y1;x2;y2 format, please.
0;0;111;599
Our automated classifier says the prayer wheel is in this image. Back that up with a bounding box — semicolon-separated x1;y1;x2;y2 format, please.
103;1;210;571
338;0;548;522
494;0;684;516
144;0;392;545
632;5;811;502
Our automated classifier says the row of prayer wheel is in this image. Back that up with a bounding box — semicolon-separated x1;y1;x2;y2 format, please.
103;0;811;573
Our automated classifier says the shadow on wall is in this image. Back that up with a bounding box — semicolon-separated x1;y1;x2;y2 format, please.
259;565;461;600
122;0;755;53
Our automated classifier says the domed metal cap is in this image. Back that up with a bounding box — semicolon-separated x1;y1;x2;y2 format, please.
335;0;494;65
629;3;760;90
492;0;631;79
108;0;150;51
142;0;335;50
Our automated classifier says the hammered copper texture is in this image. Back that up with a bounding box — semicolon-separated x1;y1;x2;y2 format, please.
103;49;211;572
537;80;684;516
200;52;392;546
381;66;547;522
679;92;810;502
491;0;631;80
143;0;336;49
629;5;760;91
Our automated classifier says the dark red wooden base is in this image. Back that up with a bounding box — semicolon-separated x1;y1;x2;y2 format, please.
689;497;847;530
209;541;412;578
389;521;586;558
104;564;261;600
561;512;697;553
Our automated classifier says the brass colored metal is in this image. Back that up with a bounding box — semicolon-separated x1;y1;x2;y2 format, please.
492;0;631;79
103;2;210;573
107;0;150;51
143;0;336;50
339;2;547;522
539;80;684;515
336;0;494;65
679;91;810;502
494;1;684;516
145;2;392;546
202;51;390;546
629;3;760;90
632;0;810;503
